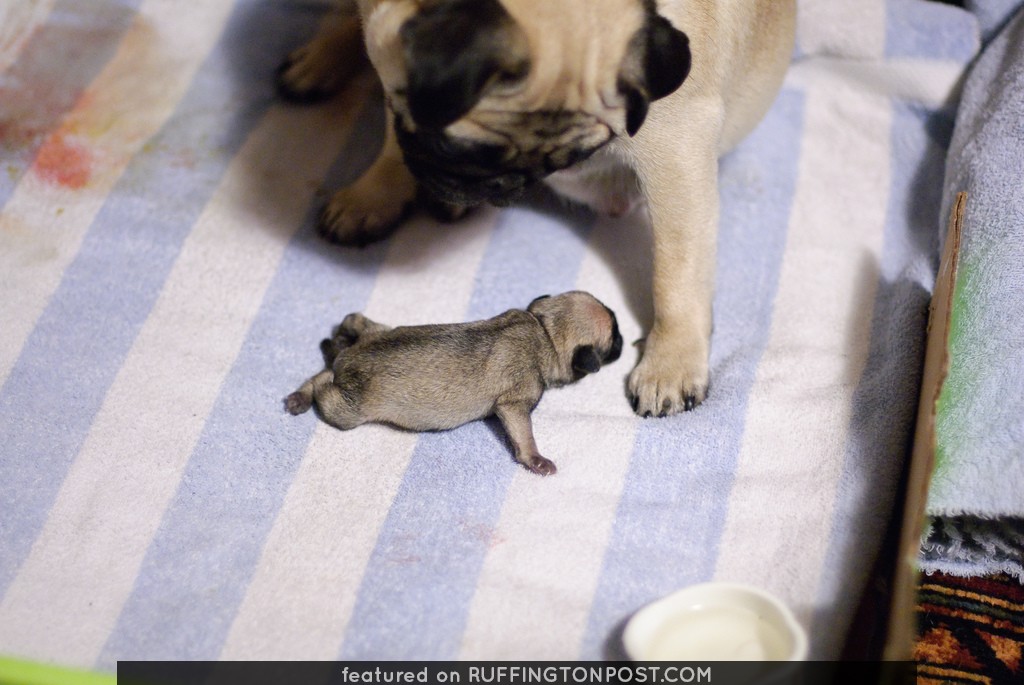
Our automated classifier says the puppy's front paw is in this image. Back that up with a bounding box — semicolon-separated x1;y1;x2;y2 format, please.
317;186;411;247
627;331;709;417
525;455;557;476
284;391;312;415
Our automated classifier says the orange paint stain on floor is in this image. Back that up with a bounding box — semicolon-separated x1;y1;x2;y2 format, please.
32;132;93;189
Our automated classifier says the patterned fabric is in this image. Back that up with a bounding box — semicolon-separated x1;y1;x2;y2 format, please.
916;572;1024;684
0;0;980;667
923;518;1024;583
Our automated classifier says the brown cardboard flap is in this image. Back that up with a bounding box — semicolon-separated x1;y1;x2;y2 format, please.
884;191;965;660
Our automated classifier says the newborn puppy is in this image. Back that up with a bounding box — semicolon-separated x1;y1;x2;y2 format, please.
285;291;622;475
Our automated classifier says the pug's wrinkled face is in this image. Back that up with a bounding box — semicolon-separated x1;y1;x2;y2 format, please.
364;0;691;207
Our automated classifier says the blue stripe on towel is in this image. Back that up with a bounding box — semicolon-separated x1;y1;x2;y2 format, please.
0;0;313;600
95;98;387;666
0;0;142;211
885;0;978;62
338;201;594;659
810;100;955;657
580;90;806;658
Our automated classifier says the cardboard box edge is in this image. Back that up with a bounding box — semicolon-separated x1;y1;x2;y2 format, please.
882;191;965;660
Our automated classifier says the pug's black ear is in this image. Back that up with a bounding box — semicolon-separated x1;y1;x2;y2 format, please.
401;0;529;130
619;85;650;138
618;14;691;136
645;15;691;100
572;345;603;376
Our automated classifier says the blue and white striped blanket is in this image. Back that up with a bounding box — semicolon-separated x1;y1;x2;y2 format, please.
0;0;980;667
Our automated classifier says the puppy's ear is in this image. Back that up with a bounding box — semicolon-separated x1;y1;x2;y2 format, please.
618;14;691;136
572;345;603;376
400;0;529;130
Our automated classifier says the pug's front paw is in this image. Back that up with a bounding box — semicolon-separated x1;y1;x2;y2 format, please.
277;48;341;102
317;186;411;247
627;330;709;417
275;16;365;102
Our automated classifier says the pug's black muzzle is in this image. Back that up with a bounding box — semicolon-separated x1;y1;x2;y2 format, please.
414;165;533;207
395;118;601;207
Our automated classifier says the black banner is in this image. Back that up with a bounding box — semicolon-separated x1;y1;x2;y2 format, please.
118;661;915;685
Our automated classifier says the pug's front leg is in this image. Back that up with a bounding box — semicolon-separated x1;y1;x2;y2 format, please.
626;110;720;416
277;10;366;102
318;113;417;246
494;402;556;476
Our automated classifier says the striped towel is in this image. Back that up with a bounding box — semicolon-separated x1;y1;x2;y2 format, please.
0;0;978;667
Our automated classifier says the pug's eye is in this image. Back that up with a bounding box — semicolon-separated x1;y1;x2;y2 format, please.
496;59;530;86
497;73;519;86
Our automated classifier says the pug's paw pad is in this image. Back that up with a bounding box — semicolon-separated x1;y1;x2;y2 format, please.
627;337;709;417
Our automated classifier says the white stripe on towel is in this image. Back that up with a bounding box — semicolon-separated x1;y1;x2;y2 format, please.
712;87;892;628
797;0;886;60
0;0;56;73
457;214;644;659
786;58;967;109
0;0;234;388
0;95;364;667
219;210;499;660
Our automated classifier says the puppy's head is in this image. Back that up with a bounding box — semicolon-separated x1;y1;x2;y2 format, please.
527;291;623;385
364;0;690;206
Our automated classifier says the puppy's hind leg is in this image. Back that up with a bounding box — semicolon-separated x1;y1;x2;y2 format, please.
321;312;392;365
336;312;391;341
277;5;367;102
284;369;364;431
284;370;334;415
310;369;366;431
494;402;556;476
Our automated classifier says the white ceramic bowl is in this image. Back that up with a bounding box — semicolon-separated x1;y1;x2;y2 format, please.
622;582;809;661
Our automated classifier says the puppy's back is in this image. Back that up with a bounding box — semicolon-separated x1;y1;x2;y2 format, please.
333;310;552;431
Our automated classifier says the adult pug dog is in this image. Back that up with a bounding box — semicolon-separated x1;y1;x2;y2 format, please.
278;0;796;416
